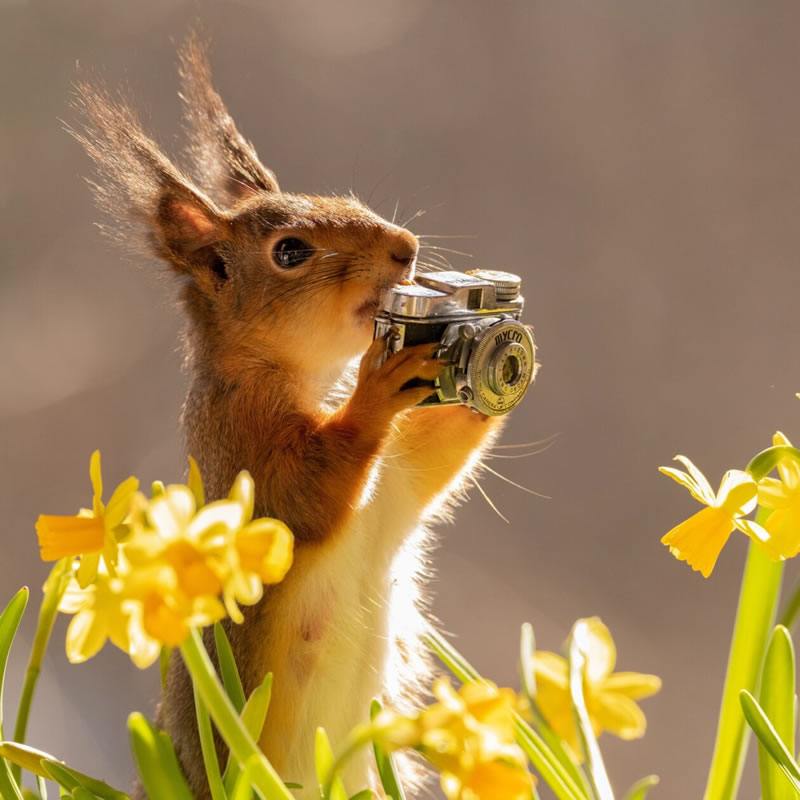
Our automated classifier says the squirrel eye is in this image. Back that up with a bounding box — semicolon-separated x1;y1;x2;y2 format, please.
272;237;314;269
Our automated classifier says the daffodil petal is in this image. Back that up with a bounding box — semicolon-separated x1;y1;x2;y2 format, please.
532;651;568;689
758;477;792;510
89;450;103;515
733;518;787;561
580;618;616;683
65;608;106;664
189;500;246;538
601;672;662;699
591;691;647;740
659;466;712;506
773;432;800;491
716;470;757;516
149;487;196;540
105;476;140;529
673;456;716;505
662;506;733;578
229;471;255;521
76;551;101;589
758;508;800;559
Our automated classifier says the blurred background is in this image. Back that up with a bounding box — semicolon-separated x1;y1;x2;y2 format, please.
2;0;800;796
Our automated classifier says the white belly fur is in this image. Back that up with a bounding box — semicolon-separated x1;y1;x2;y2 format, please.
277;451;433;798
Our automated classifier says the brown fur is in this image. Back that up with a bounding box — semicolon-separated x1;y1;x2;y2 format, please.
71;35;512;799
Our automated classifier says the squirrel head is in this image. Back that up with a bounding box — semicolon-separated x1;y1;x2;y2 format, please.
71;34;418;391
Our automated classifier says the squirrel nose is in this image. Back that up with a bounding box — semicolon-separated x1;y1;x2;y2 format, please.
389;230;419;268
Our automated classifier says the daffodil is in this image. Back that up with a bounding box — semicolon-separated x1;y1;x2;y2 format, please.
529;617;660;756
757;432;800;558
36;451;138;587
376;678;534;800
53;461;294;668
222;471;294;623
659;455;779;577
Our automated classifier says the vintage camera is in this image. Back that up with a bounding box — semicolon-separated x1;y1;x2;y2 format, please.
373;270;536;416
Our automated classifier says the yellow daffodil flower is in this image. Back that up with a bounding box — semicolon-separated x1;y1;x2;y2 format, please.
757;432;800;558
659;455;779;577
377;678;534;800
36;451;139;588
53;460;295;668
529;618;660;756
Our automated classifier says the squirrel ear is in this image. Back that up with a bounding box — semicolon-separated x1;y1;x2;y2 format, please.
179;32;279;205
70;78;229;284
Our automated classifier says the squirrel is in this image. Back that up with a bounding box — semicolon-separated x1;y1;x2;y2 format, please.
71;33;535;800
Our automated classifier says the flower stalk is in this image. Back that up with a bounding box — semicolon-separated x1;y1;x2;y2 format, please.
11;558;71;784
703;512;783;800
180;627;293;800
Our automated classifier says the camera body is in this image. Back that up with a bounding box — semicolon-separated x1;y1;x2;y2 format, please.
373;270;536;416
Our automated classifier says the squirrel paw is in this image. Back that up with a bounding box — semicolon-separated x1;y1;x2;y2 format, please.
352;338;445;419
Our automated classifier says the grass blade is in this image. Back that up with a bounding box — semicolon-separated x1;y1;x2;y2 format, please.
758;625;796;799
128;713;194;800
315;727;347;800
622;775;659;800
214;622;246;714
370;700;405;800
223;673;273;793
0;588;29;739
740;690;800;792
193;684;225;800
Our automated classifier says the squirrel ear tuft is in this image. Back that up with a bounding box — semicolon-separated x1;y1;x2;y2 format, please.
179;31;279;205
69;77;228;283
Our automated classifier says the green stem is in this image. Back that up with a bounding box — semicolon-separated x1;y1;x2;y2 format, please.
779;578;800;632
180;628;292;800
322;725;380;799
703;525;783;800
12;559;71;784
193;683;226;800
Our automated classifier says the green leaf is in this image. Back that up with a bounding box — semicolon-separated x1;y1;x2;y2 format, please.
349;791;374;800
0;588;29;738
623;775;659;800
223;672;273;793
520;623;590;797
37;774;48;800
0;744;128;800
369;700;405;800
214;622;246;713
703;526;783;800
315;727;347;800
229;756;259;800
0;760;23;800
426;628;586;800
193;684;226;800
127;713;193;800
567;622;614;800
740;690;800;792
70;789;97;800
758;625;796;799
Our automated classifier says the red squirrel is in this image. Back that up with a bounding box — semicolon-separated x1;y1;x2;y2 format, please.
71;34;534;799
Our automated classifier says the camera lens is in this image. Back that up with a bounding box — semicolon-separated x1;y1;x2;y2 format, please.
502;354;521;387
465;319;535;415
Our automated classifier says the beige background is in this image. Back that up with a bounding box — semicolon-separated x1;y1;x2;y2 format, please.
2;1;800;797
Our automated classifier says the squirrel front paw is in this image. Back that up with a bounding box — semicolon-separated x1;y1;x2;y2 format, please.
348;338;445;425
